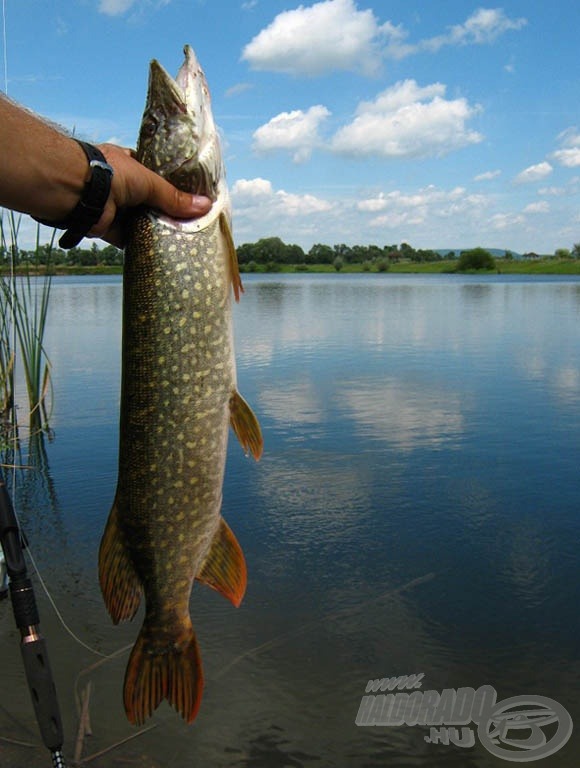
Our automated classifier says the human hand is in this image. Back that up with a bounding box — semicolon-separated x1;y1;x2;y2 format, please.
92;143;212;247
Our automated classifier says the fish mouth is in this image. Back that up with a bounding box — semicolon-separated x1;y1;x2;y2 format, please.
148;59;188;115
148;46;212;137
137;46;220;199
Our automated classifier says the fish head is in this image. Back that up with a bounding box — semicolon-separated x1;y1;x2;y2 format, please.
136;45;222;200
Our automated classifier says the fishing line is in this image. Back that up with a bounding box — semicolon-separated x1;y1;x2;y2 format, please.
25;546;115;660
2;0;7;95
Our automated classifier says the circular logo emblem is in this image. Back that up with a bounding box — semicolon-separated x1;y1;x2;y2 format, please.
478;695;573;762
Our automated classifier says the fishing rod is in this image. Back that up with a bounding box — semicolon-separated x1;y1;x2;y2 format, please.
0;477;66;767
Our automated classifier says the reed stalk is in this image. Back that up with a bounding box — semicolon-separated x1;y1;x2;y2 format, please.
0;210;54;435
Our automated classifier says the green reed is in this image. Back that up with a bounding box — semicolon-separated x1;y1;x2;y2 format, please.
0;210;54;435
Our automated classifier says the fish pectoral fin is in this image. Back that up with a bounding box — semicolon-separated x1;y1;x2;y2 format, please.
229;390;263;461
219;212;243;303
196;518;247;608
98;497;143;624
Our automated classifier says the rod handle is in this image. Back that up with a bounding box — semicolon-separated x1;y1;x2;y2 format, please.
20;636;64;752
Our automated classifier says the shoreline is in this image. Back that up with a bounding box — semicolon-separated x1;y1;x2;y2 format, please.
1;258;580;277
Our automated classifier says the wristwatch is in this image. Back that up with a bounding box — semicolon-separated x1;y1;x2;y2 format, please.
34;140;114;249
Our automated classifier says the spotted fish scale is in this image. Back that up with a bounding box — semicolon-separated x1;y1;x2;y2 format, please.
98;46;262;727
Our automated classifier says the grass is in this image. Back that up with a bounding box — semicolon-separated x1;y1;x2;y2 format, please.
239;258;580;275
2;258;580;277
0;263;123;276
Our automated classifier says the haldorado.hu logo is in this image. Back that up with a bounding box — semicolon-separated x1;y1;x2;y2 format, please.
355;674;572;762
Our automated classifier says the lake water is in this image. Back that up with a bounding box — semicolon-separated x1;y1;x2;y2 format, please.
1;273;579;767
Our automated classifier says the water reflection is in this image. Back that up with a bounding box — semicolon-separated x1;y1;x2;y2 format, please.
1;275;580;766
339;377;464;451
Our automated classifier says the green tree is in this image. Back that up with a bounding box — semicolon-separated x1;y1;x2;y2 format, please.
307;243;334;264
255;237;286;263
236;243;256;265
572;243;580;259
65;246;83;265
334;243;353;262
284;243;305;264
456;248;496;271
100;244;123;265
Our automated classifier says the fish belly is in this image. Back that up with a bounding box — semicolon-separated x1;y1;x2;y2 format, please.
118;213;234;598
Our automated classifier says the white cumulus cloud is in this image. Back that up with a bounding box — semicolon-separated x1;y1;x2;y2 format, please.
98;0;169;15
474;169;501;181
551;128;580;167
330;80;483;159
524;201;550;214
241;2;527;75
252;105;331;162
232;177;333;219
514;162;553;184
231;177;273;197
389;8;527;58
552;148;580;167
489;212;526;230
241;0;390;76
428;7;527;49
99;0;136;14
358;185;489;230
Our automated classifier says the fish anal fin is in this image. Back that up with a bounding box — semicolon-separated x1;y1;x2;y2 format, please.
196;518;247;608
219;212;243;303
98;497;142;624
124;618;203;725
229;390;263;461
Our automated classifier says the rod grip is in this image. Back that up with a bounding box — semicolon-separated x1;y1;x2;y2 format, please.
20;636;64;752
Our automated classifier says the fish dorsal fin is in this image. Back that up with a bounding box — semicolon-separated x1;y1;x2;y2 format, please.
229;390;263;460
196;518;247;607
219;212;243;303
98;497;143;623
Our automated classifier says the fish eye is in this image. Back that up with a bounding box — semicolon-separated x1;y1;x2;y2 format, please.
141;118;158;139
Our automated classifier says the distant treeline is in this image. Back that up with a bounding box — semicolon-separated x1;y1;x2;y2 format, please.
237;237;447;267
0;237;447;268
2;237;579;269
0;242;123;266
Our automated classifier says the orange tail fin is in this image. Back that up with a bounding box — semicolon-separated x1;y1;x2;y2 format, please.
124;619;203;725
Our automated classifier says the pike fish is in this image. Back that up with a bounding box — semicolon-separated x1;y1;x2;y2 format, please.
98;46;262;726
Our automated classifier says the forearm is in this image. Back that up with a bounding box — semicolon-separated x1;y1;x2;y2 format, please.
0;94;88;221
0;94;212;248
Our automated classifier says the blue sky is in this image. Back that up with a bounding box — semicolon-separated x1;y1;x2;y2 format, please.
2;0;580;253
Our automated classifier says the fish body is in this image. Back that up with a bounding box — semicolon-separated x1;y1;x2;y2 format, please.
99;46;262;726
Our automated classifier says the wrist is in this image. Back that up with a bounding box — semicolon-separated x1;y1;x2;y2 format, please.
34;141;114;248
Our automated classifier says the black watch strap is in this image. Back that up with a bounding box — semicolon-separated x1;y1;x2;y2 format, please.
34;140;114;249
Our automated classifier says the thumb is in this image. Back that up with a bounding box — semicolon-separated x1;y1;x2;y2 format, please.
144;168;212;220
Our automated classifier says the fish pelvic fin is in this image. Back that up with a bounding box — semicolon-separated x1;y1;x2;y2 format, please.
98;498;143;623
196;518;247;607
124;618;203;726
219;212;243;303
229;390;263;460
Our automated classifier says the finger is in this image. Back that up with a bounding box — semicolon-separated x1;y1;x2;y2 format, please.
100;227;125;249
97;209;130;249
144;169;212;220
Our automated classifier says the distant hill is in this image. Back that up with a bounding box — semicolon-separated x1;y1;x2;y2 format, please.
435;248;523;259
